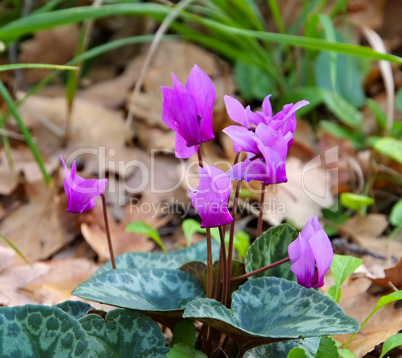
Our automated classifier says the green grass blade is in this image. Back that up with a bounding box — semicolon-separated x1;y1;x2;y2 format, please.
0;4;168;41
267;0;286;33
184;14;402;64
0;81;50;183
0;231;29;264
0;63;78;72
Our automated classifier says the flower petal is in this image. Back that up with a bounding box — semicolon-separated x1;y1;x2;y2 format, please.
246;106;267;126
190;166;233;228
262;94;272;118
228;159;269;184
186;65;215;142
170;73;201;146
288;234;316;288
161;86;178;132
308;230;334;288
224;95;250;128
223;125;259;154
175;132;199;159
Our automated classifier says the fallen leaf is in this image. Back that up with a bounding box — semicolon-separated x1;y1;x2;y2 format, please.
0;181;79;261
19;25;80;84
339;214;388;246
25;258;99;306
80;202;170;262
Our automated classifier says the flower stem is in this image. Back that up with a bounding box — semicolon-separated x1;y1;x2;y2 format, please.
256;183;266;238
219;226;228;307
231;257;290;282
100;193;116;269
197;146;213;298
226;153;241;304
205;228;213;298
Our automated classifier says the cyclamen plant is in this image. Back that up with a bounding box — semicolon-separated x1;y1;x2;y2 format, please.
0;66;360;358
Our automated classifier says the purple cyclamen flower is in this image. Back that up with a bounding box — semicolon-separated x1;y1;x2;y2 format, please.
223;94;309;148
189;166;233;228
61;156;108;214
288;216;334;289
227;123;289;185
162;65;216;159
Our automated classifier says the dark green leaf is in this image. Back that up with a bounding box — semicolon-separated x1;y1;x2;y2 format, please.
184;278;359;352
245;224;298;281
55;301;94;320
0;305;88;357
79;308;168;357
73;269;205;312
94;239;220;276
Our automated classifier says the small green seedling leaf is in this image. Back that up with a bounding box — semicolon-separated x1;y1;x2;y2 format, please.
170;319;197;348
182;219;205;247
338;348;356;358
344;290;402;348
233;230;250;259
300;336;340;358
328;255;363;303
340;193;374;211
288;348;308;358
367;98;387;130
126;221;167;253
390;200;402;227
379;333;402;358
371;137;402;164
167;343;207;358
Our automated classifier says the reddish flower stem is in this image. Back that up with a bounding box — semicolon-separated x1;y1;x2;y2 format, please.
231;257;290;282
101;193;116;269
226;152;241;304
256;183;266;238
197;147;213;299
219;226;228;307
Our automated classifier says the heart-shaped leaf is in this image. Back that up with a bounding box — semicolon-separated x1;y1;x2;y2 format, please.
0;305;89;358
95;239;220;276
55;300;94;320
79;308;168;357
183;277;359;352
73;269;205;312
246;224;298;281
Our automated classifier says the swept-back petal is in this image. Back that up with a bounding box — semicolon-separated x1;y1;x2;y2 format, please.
228;159;268;184
245;106;267;126
190;166;233;228
170;73;201;146
288;235;316;288
161;86;178;132
175;133;199;159
262;94;272;118
186;65;215;142
309;230;334;288
61;156;107;214
223;125;259;154
224;95;250;128
300;216;320;242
